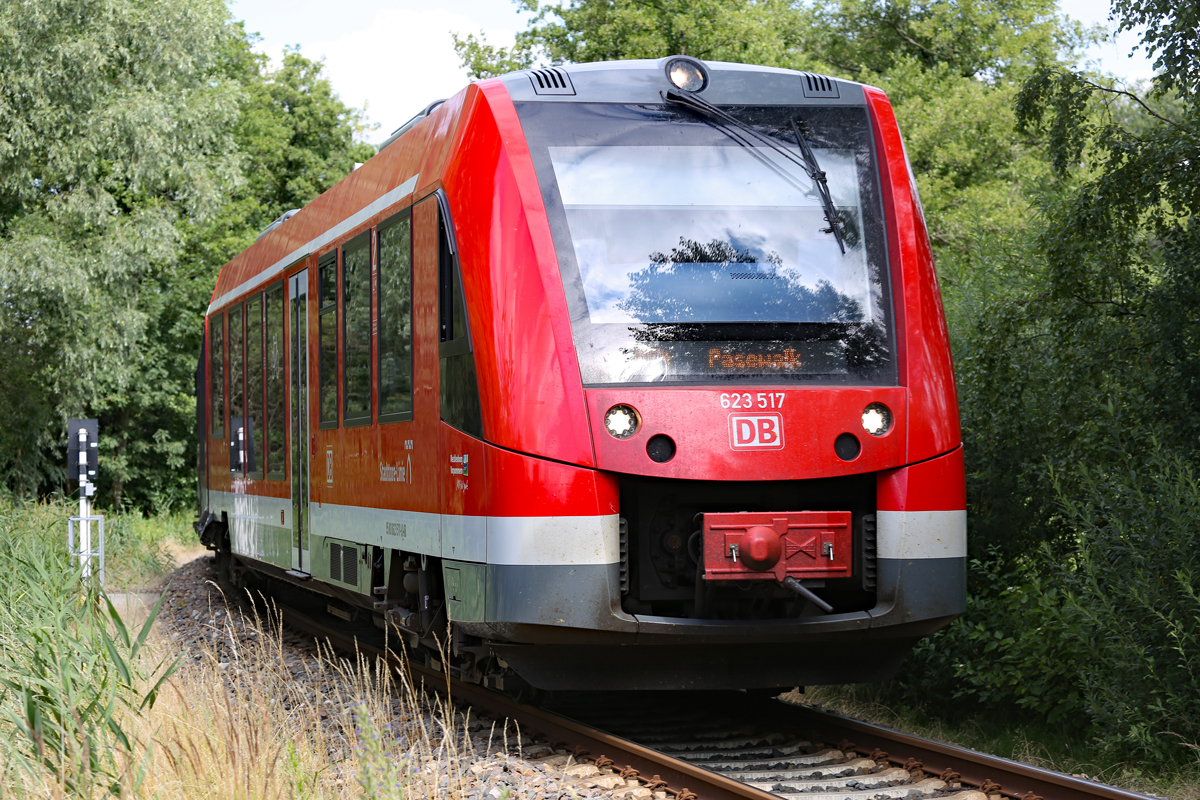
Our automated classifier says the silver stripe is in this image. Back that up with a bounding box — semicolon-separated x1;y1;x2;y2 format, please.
877;510;967;560
209;488;291;563
206;173;419;314
487;514;619;566
309;502;442;555
443;513;487;562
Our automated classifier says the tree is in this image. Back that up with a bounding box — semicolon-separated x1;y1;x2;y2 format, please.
0;0;242;503
453;0;803;79
0;3;376;511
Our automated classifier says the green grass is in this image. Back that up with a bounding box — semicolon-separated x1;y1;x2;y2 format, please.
103;510;201;590
791;685;1200;799
0;500;175;796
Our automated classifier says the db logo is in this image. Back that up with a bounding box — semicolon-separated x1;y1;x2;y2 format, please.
729;413;785;450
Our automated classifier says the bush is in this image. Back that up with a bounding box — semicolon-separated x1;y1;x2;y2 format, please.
890;553;1085;726
1057;446;1200;761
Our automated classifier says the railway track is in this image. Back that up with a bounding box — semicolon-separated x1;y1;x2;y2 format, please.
273;600;1157;800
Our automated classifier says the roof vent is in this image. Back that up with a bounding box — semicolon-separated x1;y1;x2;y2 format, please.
801;73;840;99
528;67;575;96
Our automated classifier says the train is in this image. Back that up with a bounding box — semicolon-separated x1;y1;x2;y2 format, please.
194;55;965;692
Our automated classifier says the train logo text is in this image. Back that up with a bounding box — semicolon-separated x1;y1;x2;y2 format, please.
729;413;785;450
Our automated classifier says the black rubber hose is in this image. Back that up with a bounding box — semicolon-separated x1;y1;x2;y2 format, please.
780;576;834;614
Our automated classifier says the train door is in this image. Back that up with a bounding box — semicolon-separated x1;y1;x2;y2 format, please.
289;269;310;572
434;193;487;581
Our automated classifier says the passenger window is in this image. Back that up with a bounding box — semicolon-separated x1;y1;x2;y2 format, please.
246;294;263;477
318;253;338;428
377;212;413;421
342;233;372;425
266;282;286;479
210;314;224;439
437;195;483;438
228;303;244;473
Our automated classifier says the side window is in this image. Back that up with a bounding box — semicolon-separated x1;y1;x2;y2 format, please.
246;294;263;477
229;302;244;473
342;233;372;425
210;314;224;439
378;212;413;421
318;253;338;428
266;282;286;479
437;195;483;438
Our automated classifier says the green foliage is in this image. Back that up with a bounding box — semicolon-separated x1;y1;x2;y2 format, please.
0;5;375;511
453;0;804;80
893;553;1085;725
1057;447;1200;760
794;0;1089;81
0;502;176;793
0;0;242;500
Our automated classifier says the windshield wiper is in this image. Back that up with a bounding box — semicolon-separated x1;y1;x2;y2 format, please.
664;88;846;254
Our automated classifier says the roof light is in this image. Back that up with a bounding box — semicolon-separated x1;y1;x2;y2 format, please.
665;57;708;92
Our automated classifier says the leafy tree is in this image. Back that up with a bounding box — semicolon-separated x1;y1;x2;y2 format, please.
453;0;803;79
0;3;375;511
0;0;242;504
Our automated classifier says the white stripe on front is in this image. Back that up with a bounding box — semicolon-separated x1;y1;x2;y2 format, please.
206;173;419;314
487;514;619;566
877;509;967;560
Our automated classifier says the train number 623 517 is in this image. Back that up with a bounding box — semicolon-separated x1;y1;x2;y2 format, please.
720;392;785;409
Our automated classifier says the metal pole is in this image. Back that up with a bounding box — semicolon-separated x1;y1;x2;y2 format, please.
78;427;91;580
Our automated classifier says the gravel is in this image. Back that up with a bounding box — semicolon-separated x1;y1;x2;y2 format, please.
156;554;654;799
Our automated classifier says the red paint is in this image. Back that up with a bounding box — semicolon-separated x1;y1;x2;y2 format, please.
586;386;907;481
864;87;962;463
702;511;853;581
877;446;966;512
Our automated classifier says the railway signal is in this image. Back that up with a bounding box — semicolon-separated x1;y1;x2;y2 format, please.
66;418;104;586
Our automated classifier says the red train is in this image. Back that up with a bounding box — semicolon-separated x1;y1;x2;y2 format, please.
195;56;965;691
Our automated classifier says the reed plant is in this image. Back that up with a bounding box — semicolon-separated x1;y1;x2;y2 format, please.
0;500;480;797
0;501;174;796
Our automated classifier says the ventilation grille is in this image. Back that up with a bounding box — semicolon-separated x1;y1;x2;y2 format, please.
528;67;576;96
801;72;840;98
861;513;877;590
619;516;629;595
329;542;359;587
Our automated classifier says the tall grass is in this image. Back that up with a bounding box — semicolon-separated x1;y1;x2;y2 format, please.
104;511;203;591
0;501;481;798
139;604;476;798
0;501;173;796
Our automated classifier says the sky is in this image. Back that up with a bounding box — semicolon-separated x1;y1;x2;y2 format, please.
227;0;1159;146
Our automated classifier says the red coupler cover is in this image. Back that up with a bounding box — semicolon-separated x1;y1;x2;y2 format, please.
702;511;853;581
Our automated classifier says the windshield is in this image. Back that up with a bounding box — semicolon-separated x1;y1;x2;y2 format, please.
517;102;894;385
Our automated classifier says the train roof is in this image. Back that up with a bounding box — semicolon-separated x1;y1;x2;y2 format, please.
498;58;867;107
207;58;873;316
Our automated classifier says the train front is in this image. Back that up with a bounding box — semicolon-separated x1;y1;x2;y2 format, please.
467;57;964;689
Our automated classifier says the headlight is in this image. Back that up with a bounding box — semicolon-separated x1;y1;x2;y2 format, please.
861;403;892;436
665;57;708;92
604;405;640;439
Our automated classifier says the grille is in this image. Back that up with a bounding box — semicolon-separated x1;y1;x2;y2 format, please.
619;516;630;595
801;72;840;98
329;542;359;586
330;542;343;582
862;513;878;590
342;543;358;587
528;67;576;96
